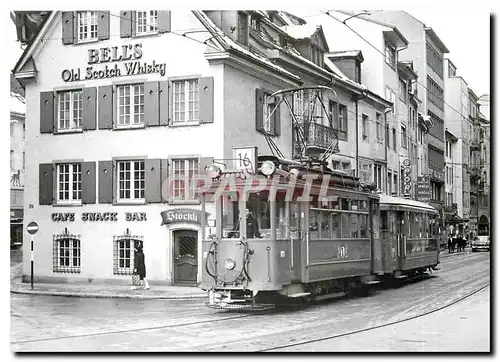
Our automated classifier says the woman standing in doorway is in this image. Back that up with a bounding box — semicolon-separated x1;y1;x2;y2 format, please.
132;242;150;290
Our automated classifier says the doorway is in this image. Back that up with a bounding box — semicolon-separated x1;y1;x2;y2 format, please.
173;230;198;286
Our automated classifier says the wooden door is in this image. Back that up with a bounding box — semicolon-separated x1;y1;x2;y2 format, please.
173;230;198;286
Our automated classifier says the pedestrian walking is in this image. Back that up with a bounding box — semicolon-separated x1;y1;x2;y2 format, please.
131;242;150;290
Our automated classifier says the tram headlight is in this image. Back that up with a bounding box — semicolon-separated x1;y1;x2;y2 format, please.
205;164;221;179
224;258;236;270
260;160;276;176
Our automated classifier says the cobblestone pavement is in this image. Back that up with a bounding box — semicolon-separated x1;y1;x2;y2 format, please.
11;251;490;352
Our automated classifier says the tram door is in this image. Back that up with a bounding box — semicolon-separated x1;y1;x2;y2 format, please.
396;211;405;266
289;201;304;281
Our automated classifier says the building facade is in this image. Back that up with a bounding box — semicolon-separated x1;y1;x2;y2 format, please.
477;94;490;235
368;11;449;224
10;74;26;248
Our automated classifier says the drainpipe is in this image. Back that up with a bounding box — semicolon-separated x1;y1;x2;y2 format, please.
354;90;369;178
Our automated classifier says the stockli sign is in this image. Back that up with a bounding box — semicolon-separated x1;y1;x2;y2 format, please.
61;43;166;82
160;209;210;226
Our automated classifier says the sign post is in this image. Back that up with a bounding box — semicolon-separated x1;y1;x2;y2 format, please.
26;221;39;290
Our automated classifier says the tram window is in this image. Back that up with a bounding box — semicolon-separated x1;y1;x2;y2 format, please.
359;214;368;238
319;210;330;239
309;210;320;239
341;213;351;238
221;193;239;238
289;202;300;239
350;214;358;238
275;199;288;239
341;198;349;210
331;213;340;239
359;200;368;211
248;191;271;238
351;200;358;211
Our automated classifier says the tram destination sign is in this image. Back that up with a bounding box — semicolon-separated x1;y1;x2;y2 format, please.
61;43;166;82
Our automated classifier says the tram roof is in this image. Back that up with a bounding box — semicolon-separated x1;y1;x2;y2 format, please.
378;194;437;213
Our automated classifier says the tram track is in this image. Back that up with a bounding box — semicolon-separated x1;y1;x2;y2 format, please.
259;282;490;351
12;252;489;350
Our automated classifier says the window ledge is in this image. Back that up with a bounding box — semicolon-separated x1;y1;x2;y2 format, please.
114;200;146;206
54;129;84;135
53;202;83;207
114;124;146;131
170;121;201;128
134;32;159;38
169;200;201;206
74;39;99;46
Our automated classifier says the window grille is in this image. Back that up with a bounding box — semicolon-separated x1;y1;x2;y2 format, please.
53;228;81;273
113;228;144;275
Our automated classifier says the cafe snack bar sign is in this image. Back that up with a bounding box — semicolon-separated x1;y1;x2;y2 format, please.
61;43;166;82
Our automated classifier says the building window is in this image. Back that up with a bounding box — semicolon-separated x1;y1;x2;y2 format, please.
338;104;348;140
250;15;260;31
310;45;324;67
113;230;143;275
117;84;144;127
332;161;340;170
426;42;443;78
393;173;397;195
385;86;396;113
10;150;14;170
385;124;389;148
117;160;145;202
294;90;304;122
22;152;25;170
427;76;444;110
388;170;392;194
376;113;383;143
173;79;199;124
57;163;81;203
428;111;444;142
401;125;407;149
398;78;407;102
359;162;372;184
77;11;98;42
385;42;396;68
448;62;456;77
354;62;361;83
171;158;199;201
263;93;274;133
362;114;368;140
374;164;383;191
58;90;83;131
342;162;351;171
136;10;158;35
53;229;81;273
23;124;25;139
392;128;397;151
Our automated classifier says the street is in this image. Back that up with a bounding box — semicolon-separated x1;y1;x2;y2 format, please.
11;251;490;352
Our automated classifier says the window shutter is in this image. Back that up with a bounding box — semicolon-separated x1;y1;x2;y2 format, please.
39;163;54;205
97;11;110;40
199;77;214;124
98;85;113;130
158;11;171;34
98;160;113;203
159;81;170;126
81;161;96;204
120;11;133;38
145;159;162;203
255;88;264;131
144;81;160;127
168;80;173;125
274;100;281;136
40;91;54;134
62;12;75;44
198;157;214;200
82;87;97;130
160;159;169;203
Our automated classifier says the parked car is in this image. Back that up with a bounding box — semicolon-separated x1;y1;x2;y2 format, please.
472;235;490;252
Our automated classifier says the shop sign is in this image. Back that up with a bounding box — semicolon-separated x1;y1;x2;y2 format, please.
160;209;210;226
51;212;146;222
401;158;412;198
61;43;166;82
430;168;445;182
416;176;431;203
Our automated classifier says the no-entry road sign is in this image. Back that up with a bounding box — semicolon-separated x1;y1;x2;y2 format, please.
27;221;39;235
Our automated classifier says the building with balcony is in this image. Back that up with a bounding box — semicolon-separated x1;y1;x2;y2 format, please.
368;11;449;223
477;94;490;236
10;73;26;248
443;58;471;231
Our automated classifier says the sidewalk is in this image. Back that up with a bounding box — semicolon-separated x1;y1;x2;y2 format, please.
10;263;207;300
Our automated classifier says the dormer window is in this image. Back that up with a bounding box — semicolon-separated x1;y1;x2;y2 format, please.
355;62;361;83
311;44;323;67
250;15;260;31
385;42;396;68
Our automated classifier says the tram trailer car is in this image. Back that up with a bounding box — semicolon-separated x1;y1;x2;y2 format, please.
199;156;440;310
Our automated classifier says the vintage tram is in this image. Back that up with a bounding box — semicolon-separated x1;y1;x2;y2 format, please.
198;155;440;310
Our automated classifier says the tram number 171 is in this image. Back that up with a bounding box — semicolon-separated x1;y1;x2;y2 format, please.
338;244;348;259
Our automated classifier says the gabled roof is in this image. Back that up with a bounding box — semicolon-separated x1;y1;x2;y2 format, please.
327;50;364;62
280;24;329;52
